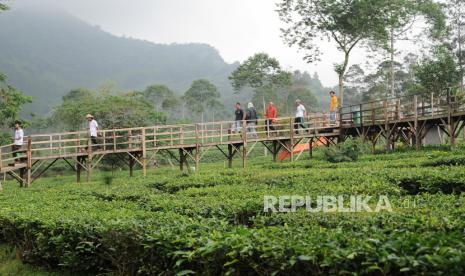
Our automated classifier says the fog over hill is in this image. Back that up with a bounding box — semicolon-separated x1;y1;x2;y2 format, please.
0;8;242;115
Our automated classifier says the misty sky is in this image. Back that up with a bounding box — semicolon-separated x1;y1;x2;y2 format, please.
9;0;420;87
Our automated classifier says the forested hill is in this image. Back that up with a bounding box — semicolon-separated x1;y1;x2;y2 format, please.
0;8;238;115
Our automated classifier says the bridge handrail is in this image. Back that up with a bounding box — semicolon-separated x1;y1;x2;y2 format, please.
2;93;464;171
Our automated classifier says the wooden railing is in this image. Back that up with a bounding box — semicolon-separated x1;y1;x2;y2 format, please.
0;113;334;170
2;93;464;171
339;93;464;127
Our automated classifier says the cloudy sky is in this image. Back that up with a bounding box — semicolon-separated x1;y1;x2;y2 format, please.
9;0;412;87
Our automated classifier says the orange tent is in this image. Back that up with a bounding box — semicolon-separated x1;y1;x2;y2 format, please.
278;137;328;161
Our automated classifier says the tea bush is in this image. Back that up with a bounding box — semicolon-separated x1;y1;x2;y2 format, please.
323;137;368;163
0;148;464;274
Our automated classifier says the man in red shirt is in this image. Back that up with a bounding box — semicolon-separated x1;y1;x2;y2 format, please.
265;101;277;134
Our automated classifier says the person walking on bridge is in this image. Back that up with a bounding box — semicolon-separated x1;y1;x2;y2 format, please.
265;101;277;134
246;102;258;138
233;103;245;134
294;99;308;134
329;91;338;125
12;121;24;161
86;114;99;148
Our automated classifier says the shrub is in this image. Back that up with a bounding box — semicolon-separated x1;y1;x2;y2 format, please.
323;137;367;163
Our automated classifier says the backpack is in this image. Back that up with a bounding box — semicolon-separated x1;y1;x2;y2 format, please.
248;108;258;123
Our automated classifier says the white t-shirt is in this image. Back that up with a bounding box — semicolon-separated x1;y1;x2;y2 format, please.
89;120;99;137
14;129;24;146
295;104;306;118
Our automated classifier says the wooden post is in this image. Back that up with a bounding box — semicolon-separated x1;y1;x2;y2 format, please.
86;137;92;182
272;141;278;162
309;138;314;158
113;130;117;151
384;100;391;152
25;137;32;187
431;93;434;117
76;157;82;183
228;144;233;168
359;103;363;127
414;95;420;150
448;96;456;147
241;120;247;168
179;148;184;171
0;147;2;174
220;123;223;143
0;152;3;190
289;118;294;162
195;124;200;172
371;102;375;125
129;154;135;177
19;168;25;188
102;131;106;151
141;128;147;177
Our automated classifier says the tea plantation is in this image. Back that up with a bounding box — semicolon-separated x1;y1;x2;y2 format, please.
1;147;465;275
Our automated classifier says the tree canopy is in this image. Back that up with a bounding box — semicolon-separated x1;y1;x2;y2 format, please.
0;73;32;144
51;88;166;131
183;79;223;122
278;0;392;105
229;53;291;111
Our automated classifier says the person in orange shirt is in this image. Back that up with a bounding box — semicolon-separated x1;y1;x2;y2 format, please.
329;91;338;124
265;101;277;133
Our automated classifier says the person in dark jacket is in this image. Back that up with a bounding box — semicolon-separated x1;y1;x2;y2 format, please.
233;102;245;133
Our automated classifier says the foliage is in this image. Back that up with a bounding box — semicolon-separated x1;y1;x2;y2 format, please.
285;71;320;113
444;0;465;93
51;88;166;131
323;137;368;163
182;79;223;122
1;149;465;274
0;2;7;11
0;73;32;145
229;53;291;92
277;0;392;105
139;85;180;121
229;53;291;111
412;46;461;98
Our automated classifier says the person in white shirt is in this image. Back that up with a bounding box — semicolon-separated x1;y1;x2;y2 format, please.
294;99;308;134
86;114;99;148
12;121;24;160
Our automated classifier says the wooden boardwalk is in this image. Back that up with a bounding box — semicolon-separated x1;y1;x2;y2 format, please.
1;94;464;188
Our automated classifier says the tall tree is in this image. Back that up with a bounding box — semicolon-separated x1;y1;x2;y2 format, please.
229;53;291;112
412;46;461;99
445;0;465;93
344;65;366;104
374;0;445;98
0;73;32;144
183;79;222;122
277;0;390;105
141;85;179;112
286;71;319;114
140;85;180;121
52;88;165;131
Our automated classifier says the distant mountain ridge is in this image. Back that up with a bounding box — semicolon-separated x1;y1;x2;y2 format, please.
0;8;238;115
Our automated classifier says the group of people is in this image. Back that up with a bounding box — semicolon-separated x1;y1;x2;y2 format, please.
233;102;260;138
232;91;339;136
